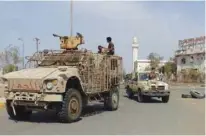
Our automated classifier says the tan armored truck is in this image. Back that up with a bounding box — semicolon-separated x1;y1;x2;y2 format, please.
1;33;123;123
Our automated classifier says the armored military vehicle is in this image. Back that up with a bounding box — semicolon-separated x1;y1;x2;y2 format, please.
1;33;123;123
125;71;170;103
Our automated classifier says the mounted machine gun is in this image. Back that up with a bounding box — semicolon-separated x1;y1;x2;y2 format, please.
53;32;84;50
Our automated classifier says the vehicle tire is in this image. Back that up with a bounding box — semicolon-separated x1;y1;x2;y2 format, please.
190;90;205;99
58;88;83;123
104;87;119;111
162;96;169;103
137;90;143;102
126;88;134;99
143;96;150;102
6;100;32;120
181;94;192;98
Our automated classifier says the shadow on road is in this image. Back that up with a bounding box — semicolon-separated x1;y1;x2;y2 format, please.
123;95;163;103
8;103;107;124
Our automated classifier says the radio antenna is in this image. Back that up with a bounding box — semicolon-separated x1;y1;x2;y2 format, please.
70;0;73;36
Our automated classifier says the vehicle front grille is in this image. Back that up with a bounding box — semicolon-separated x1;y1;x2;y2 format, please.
157;86;165;90
151;86;156;90
151;86;165;90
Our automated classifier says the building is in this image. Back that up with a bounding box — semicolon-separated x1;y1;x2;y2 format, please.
131;37;169;73
135;59;168;72
175;36;205;73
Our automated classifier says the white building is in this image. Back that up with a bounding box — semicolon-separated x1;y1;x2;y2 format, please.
175;36;205;73
135;59;168;72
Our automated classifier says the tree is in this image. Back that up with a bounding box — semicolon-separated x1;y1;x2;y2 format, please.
147;52;163;70
3;64;18;74
125;73;132;80
0;45;22;74
164;62;176;75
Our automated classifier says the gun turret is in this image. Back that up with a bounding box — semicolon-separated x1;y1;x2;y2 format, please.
53;32;85;50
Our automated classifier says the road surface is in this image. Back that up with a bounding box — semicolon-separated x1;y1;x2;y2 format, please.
0;86;205;135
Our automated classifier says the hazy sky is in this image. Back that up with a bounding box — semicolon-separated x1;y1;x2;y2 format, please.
0;1;205;72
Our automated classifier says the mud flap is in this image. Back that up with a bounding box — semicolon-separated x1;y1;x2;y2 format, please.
11;100;16;116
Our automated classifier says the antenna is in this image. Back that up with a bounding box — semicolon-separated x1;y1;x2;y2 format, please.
70;0;73;36
33;37;40;53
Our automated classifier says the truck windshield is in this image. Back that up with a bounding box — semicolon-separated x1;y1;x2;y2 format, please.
138;73;149;81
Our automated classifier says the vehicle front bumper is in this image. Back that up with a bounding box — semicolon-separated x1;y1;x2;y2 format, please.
141;90;170;97
4;91;63;102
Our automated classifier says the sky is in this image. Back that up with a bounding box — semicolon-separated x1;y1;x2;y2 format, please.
0;1;205;72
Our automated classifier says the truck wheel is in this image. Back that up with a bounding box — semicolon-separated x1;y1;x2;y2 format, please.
181;94;192;98
137;90;143;102
162;96;169;103
104;87;119;111
143;96;150;102
190;90;205;99
58;88;83;123
6;100;32;120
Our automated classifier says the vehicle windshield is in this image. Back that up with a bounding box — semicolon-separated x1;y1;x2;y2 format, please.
138;73;149;81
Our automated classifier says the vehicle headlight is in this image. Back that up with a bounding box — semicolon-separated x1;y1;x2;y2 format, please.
165;84;168;90
46;82;53;90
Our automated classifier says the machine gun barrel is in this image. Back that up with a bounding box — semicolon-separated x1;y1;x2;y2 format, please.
53;34;62;38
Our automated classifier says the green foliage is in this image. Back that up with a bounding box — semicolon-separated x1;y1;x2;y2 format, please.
0;45;22;74
3;64;18;74
125;73;132;80
147;52;163;69
178;69;204;83
188;69;201;81
164;61;177;75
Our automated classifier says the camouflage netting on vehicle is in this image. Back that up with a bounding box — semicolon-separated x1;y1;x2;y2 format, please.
26;50;107;68
25;49;121;92
92;53;105;68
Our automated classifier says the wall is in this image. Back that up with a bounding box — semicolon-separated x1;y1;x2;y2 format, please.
176;53;205;73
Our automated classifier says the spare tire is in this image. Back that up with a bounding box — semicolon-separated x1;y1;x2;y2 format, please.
190;90;205;99
181;94;192;98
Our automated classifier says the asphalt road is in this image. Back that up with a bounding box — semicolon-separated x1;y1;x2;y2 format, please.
0;86;205;135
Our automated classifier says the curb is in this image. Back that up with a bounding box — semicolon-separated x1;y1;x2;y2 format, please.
0;97;6;109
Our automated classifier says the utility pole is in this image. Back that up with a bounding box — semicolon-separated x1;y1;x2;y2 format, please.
70;0;73;36
18;38;24;69
33;37;40;53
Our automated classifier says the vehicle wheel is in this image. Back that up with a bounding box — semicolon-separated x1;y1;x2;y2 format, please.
126;88;134;99
181;94;192;98
162;96;169;103
6;100;32;120
143;96;150;102
58;88;83;123
137;90;143;102
190;90;205;99
104;87;119;111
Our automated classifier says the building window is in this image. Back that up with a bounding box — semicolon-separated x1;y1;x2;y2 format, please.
181;58;186;64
